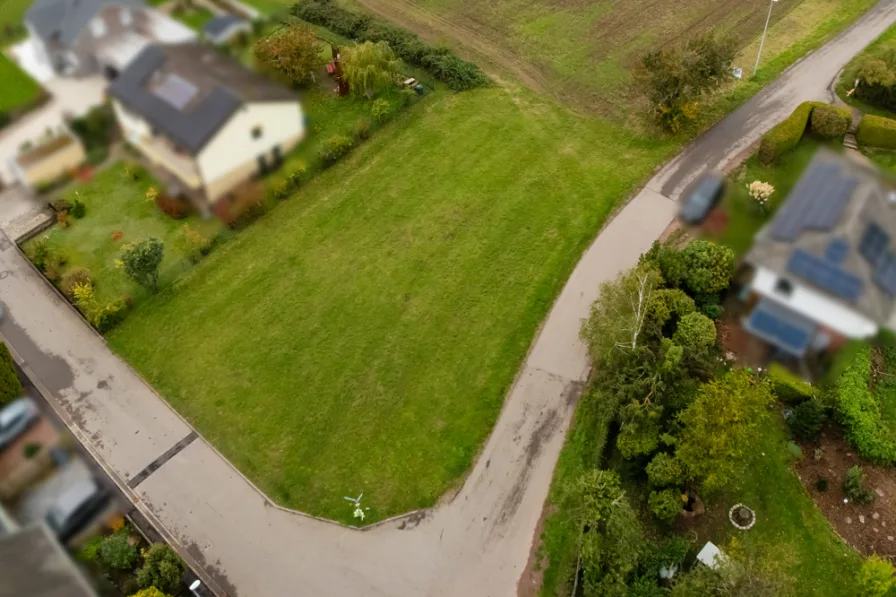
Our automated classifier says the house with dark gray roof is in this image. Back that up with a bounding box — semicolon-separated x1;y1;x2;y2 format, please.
742;148;896;358
108;43;304;208
24;0;195;78
203;14;250;45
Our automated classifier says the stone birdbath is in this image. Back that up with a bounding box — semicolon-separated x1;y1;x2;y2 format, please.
729;504;756;530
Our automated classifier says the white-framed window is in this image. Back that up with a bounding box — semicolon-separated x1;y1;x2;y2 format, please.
120;8;132;26
90;17;107;38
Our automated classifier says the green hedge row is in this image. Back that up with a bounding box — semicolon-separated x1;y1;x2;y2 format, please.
0;343;23;404
291;0;488;91
857;113;896;149
834;346;896;464
809;104;852;139
757;101;827;164
768;363;817;404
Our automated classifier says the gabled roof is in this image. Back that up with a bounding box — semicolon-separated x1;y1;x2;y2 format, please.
203;14;246;37
26;0;143;47
108;43;296;155
746;149;896;325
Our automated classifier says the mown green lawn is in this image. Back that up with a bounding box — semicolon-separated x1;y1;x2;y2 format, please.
24;164;221;305
108;86;673;523
0;54;41;114
175;8;215;31
0;0;32;41
837;24;896;117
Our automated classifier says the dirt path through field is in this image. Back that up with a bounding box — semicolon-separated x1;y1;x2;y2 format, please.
353;0;555;97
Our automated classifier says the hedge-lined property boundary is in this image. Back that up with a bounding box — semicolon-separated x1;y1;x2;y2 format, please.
857;113;896;149
758;101;850;164
291;0;488;90
834;346;896;465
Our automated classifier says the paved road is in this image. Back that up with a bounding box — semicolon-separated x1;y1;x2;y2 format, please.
0;3;894;596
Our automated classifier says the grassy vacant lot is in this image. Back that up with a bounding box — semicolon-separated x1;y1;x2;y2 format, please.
24;164;221;305
0;54;41;114
109;86;672;522
838;24;896;117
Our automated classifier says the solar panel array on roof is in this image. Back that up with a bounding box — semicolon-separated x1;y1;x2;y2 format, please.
860;223;890;265
824;238;849;265
787;248;864;301
152;73;198;110
772;161;856;241
744;300;815;356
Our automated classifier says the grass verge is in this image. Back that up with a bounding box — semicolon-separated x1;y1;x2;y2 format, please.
0;54;41;114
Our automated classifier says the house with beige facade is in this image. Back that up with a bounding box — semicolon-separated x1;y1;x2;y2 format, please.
108;43;304;210
25;0;196;78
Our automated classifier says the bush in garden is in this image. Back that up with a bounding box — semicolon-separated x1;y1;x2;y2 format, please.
99;532;139;571
857;555;896;597
226;181;267;229
646;452;683;487
672;312;716;351
181;225;212;263
23;442;41;458
354;118;372;141
857;114;896;149
56;211;71;229
51;198;72;213
679;240;734;296
809;104;851;139
26;236;51;270
71;199;86;219
79;536;103;563
648;489;682;521
42;251;66;280
253;25;322;86
341;41;400;99
70;103;116;151
815;476;829;492
86;146;108;166
757;101;822;164
136;544;185;594
787;398;827;441
768;363;817;403
318;134;354;167
843;465;875;504
60;266;92;297
154;194;190;220
72;281;96;313
371;98;391;121
93;299;128;333
0;343;22;404
646;288;695;330
119;238;164;293
129;588;173;597
854;57;896;113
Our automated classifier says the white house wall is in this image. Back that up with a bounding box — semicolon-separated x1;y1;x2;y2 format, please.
112;100;152;144
195;101;304;198
752;266;878;339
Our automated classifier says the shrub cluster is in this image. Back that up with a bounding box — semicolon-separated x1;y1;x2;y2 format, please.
319;134;354;167
768;363;817;404
70;103;116;152
136;544;185;595
788;398;827;441
757;101;823;164
154;194;191;220
843;465;875;504
291;0;488;90
809;104;851;139
0;343;22;404
853;56;896;113
857;114;896;149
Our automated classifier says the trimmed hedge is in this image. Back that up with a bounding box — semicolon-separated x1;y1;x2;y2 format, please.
768;362;817;404
809;104;851;139
0;343;23;404
857;114;896;149
834;346;896;464
291;0;488;90
758;101;824;164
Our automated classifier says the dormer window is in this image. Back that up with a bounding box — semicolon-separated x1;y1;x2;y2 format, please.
860;223;890;266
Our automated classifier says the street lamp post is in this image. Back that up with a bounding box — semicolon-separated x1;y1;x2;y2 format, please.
753;0;778;77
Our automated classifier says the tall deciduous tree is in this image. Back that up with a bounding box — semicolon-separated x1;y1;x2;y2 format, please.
640;33;736;132
119;238;164;293
676;370;771;492
341;41;400;99
254;25;322;87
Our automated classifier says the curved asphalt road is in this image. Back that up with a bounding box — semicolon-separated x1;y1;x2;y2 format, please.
0;3;894;595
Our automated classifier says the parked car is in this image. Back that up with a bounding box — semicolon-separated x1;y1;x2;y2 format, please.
45;478;109;543
0;397;39;452
679;171;727;225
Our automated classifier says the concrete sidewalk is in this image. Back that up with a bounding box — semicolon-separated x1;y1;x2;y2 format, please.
0;2;893;595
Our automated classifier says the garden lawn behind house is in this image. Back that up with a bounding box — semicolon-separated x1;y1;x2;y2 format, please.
23;164;222;305
862;147;896;176
0;55;41;113
174;7;215;31
837;24;896;117
108;85;673;523
0;0;32;40
712;138;838;256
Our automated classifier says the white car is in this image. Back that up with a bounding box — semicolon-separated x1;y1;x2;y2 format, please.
0;397;40;452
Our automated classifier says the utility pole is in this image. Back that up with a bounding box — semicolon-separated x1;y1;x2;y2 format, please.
753;0;778;77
